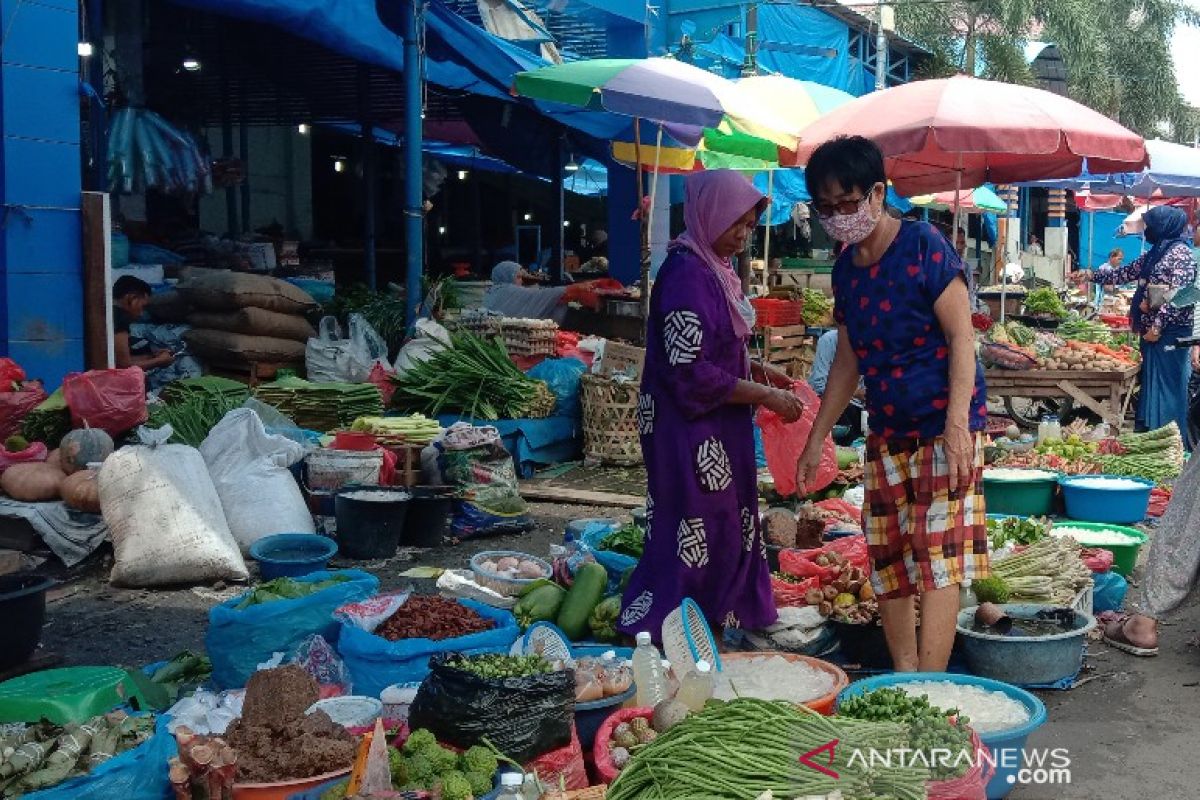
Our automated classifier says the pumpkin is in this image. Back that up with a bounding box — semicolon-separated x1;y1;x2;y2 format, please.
61;469;100;513
59;427;114;475
0;462;65;502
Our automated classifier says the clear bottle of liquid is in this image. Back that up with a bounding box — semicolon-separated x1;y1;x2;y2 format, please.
495;771;524;800
1037;414;1061;445
631;632;668;708
676;659;715;712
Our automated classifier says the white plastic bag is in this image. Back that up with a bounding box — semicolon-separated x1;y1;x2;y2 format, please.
306;313;389;383
393;318;451;376
199;408;315;551
99;428;248;587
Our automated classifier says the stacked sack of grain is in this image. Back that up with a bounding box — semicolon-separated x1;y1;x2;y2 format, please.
178;271;318;370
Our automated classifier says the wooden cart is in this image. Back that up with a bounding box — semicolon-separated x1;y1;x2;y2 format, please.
985;365;1139;428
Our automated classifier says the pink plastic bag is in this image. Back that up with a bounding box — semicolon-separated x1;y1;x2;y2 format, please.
0;386;47;441
62;367;147;435
813;498;863;528
779;535;870;584
368;362;396;405
756;381;838;497
0;441;48;473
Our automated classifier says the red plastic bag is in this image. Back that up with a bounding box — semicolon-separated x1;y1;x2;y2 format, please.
926;730;992;800
779;535;870;584
1081;547;1114;573
756;381;837;497
525;724;587;790
0;386;47;441
367;362;396;405
813;498;863;528
62;367;147;435
1148;486;1171;518
593;707;651;784
0;441;47;473
771;573;820;607
0;358;26;387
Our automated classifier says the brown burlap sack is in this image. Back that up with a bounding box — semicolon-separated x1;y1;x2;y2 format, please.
178;272;317;314
146;290;192;323
184;329;307;364
187;307;316;342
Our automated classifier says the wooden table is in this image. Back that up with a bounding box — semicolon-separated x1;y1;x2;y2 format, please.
985;365;1140;427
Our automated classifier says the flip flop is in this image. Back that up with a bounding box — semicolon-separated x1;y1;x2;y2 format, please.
1103;618;1159;657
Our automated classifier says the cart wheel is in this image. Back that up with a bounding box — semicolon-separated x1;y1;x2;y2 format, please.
1003;396;1073;429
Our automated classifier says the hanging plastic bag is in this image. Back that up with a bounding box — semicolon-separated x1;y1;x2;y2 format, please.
63;367;148;435
0;386;47;442
756;381;837;497
306;314;389;383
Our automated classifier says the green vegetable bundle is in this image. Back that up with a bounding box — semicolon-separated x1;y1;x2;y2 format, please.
1003;320;1035;347
1057;316;1114;345
1101;423;1184;482
607;698;929;800
147;393;245;447
390;332;556;420
19;389;70;448
234;575;351;609
988;536;1091;603
985;515;1051;550
388;731;503;799
838;688;974;780
1023;288;1068;319
801;288;833;325
599;524;645;558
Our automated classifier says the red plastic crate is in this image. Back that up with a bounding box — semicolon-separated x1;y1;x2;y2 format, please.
752;298;803;328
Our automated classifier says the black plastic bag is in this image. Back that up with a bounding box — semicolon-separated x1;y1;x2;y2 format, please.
408;653;575;762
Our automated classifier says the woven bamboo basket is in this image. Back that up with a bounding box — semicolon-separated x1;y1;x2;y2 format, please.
580;374;643;466
544;787;606;800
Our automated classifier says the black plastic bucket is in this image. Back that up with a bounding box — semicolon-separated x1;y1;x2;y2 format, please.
334;486;412;559
402;487;455;548
0;574;54;670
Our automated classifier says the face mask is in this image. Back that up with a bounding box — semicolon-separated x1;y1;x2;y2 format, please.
820;199;880;245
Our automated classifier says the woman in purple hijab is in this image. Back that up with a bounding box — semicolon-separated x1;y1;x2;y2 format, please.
618;170;803;641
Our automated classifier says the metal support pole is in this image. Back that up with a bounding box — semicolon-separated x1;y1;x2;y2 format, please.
875;0;888;90
239;114;250;235
360;66;378;290
221;79;237;236
554;137;565;284
86;0;106;192
402;0;424;325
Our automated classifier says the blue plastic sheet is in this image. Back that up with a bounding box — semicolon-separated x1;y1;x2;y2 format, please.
206;569;379;689
577;521;635;593
337;599;520;698
20;716;176;800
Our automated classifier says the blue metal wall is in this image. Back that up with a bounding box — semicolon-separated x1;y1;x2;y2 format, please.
0;0;84;388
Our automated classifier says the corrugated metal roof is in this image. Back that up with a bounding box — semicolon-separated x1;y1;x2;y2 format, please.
443;0;608;60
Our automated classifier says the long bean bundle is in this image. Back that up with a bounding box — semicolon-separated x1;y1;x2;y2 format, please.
390;332;555;420
607;698;929;800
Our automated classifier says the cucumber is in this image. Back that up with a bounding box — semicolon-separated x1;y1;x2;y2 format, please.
514;583;566;629
556;562;608;640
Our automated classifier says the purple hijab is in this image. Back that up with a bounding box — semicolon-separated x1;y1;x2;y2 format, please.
672;170;767;340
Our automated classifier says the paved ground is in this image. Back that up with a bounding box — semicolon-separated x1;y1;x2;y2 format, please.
37;501;1200;797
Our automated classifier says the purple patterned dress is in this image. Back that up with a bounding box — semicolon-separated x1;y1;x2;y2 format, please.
617;249;776;640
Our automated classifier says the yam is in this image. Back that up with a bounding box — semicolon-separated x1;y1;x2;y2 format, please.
1;462;66;502
61;469;100;513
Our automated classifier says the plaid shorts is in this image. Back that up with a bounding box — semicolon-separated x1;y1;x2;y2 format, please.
863;433;990;600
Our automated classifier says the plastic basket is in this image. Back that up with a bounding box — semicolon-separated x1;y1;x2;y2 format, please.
661;598;721;675
469;551;552;597
751;298;803;328
520;621;574;662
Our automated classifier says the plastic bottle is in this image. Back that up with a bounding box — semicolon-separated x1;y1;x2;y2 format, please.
631;632;668;707
495;771;524;800
1037;414;1061;445
676;659;715;712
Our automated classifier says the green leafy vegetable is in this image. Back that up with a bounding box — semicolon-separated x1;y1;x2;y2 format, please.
234;575;351;610
1023;287;1068;319
599;524;645;558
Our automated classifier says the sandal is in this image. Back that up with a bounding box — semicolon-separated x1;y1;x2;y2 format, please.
1103;617;1159;657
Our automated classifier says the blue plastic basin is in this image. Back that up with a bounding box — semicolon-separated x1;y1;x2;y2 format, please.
249;533;338;579
837;672;1047;800
1059;474;1153;524
957;604;1095;686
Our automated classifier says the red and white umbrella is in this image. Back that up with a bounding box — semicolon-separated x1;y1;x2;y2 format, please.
791;76;1148;195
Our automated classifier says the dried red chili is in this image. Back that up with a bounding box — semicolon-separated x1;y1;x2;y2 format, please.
376;595;494;641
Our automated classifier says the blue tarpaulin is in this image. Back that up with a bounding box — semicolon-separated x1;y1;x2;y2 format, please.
754;172;913;226
692;6;863;96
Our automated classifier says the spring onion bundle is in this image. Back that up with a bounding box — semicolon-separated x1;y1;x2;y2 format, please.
1057;316;1114;345
390;332;556;420
147;394;244;447
985;536;1091;604
607;698;929;800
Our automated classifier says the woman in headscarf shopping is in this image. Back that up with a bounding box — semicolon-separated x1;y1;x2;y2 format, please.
617;170;803;640
1074;205;1197;448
